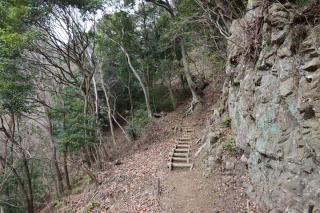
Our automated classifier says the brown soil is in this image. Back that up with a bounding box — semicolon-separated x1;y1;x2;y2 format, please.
52;85;261;213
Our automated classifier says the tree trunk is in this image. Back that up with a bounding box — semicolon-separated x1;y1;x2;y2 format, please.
128;72;134;117
145;63;151;102
99;69;116;145
92;75;99;116
165;76;176;109
1;114;14;170
47;119;64;197
122;46;152;118
107;36;152;118
16;118;34;213
179;38;200;104
1;138;7;170
81;77;94;167
61;99;72;192
111;113;131;143
22;156;34;213
63;148;72;192
52;145;64;197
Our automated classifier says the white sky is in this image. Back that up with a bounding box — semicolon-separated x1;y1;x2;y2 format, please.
53;1;141;42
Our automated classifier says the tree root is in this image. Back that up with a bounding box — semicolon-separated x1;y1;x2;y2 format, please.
185;98;200;116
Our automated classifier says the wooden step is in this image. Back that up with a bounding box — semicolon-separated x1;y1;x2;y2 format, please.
170;157;189;163
176;144;190;148
176;140;191;145
174;148;189;153
178;137;191;141
168;162;194;170
169;152;188;157
174;144;190;148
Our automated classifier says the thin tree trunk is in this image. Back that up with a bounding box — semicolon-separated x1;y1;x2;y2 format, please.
1;138;7;170
82;77;94;167
47;119;64;197
84;145;92;167
16;118;34;213
128;72;133;117
145;63;151;102
61;99;72;193
111;113;131;143
99;69;116;145
22;156;34;213
1;114;13;170
180;38;200;103
165;77;176;109
107;36;152;118
92;75;99;116
63;147;72;192
8;117;34;213
123;46;152;118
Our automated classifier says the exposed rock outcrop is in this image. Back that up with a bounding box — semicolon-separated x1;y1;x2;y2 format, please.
226;1;320;212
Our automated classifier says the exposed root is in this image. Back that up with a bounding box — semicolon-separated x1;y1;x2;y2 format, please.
185;98;200;116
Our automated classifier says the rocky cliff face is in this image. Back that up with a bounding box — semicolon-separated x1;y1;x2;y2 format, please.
227;1;320;212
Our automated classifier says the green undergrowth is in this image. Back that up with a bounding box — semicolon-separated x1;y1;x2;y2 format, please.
70;174;91;195
292;0;311;6
126;107;156;139
222;135;236;151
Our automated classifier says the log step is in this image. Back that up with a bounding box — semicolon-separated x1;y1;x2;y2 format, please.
176;144;190;148
176;140;191;145
169;152;188;157
168;162;193;170
171;157;189;162
178;138;192;141
174;148;189;153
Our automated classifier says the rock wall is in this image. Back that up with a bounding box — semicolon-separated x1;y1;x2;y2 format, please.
227;1;320;212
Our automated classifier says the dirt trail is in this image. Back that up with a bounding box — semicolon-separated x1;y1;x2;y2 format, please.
161;109;215;212
158;105;257;213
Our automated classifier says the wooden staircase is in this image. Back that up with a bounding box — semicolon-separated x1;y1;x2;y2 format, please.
168;115;194;171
